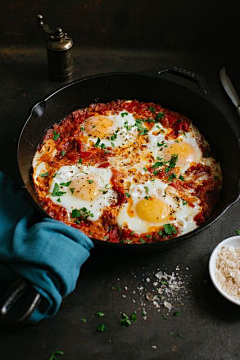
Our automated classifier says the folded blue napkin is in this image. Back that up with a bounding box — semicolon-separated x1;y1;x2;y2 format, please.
0;171;94;323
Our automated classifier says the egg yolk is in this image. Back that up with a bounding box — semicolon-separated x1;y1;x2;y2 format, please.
70;178;98;201
84;116;114;139
164;142;197;165
135;197;170;223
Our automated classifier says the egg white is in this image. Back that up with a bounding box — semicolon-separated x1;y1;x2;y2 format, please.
117;179;201;235
48;165;117;221
147;125;202;173
82;111;137;149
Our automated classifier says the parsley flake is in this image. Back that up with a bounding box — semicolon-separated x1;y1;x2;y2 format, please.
40;172;49;178
119;312;137;327
53;130;60;141
96;311;105;317
179;175;185;181
48;351;64;360
96;324;107;332
163;223;177;235
236;229;240;235
60;181;72;187
94;137;101;147
52;183;66;197
173;311;180;316
149;106;156;113
156;112;165;119
71;207;94;220
121;112;129;117
61;150;66;156
167;173;177;182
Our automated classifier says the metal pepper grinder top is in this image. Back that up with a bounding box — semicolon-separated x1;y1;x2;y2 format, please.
37;14;74;81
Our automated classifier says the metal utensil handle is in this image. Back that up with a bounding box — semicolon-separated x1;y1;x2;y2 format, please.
158;66;210;96
0;277;41;326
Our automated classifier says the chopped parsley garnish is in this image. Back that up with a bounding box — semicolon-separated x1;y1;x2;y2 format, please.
153;170;159;175
125;193;131;198
119;312;137;327
87;180;94;184
169;332;175;336
144;186;149;194
52;183;66;197
60;181;72;187
143;167;148;172
99;189;108;194
48;351;64;360
94;137;101;147
134;119;148;135
70;188;75;194
139;238;146;244
100;143;106;149
79;158;82;163
40;171;49;177
111;132;118;141
168;173;177;182
181;198;187;205
173;311;180;316
71;207;94;220
157;141;167;148
152;160;165;168
53;130;60;141
163;223;177;235
57;198;61;203
178;334;185;339
81;318;87;323
61;150;66;156
156;112;165;119
149;106;156;113
162;314;168;320
161;281;168;286
121;112;129;117
124;120;133;130
146;234;151;238
179;175;185;181
169;153;178;168
96;324;107;332
96;311;105;317
144;196;151;200
236;229;240;235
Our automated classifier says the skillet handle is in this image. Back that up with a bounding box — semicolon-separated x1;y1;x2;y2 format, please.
158;66;210;97
0;277;41;327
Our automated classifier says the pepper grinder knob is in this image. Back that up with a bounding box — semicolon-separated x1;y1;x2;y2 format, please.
37;14;74;81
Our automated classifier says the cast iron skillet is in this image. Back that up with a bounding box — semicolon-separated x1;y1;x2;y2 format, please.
1;66;240;326
17;66;240;252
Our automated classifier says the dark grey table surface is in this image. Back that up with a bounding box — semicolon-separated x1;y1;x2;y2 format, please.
0;46;240;360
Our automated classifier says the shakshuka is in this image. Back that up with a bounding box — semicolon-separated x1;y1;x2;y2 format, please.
32;100;222;244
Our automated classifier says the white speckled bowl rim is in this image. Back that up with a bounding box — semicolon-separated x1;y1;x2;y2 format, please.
209;236;240;306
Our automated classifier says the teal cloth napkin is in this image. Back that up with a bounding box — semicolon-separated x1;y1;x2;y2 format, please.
0;171;94;323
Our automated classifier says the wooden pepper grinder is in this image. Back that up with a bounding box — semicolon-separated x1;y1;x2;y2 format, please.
37;14;74;81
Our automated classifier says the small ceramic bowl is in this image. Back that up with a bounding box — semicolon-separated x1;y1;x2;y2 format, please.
209;236;240;306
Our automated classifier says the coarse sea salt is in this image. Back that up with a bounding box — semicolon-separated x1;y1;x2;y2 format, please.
215;245;240;299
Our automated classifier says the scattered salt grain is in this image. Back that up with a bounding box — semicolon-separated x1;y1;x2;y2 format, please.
215;245;240;299
151;345;157;350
